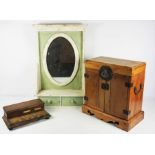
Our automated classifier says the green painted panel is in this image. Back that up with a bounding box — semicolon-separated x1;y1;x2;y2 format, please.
62;97;83;106
38;31;83;90
40;97;60;106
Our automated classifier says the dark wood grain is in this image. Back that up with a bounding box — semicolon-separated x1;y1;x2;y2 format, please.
2;99;51;130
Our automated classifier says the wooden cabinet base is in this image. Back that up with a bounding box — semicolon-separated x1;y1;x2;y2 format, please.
3;110;51;130
82;104;144;132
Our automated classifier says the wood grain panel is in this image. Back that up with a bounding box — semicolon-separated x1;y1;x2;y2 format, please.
107;74;129;120
85;69;100;110
128;71;145;119
82;104;144;132
85;56;145;76
89;56;145;68
98;79;106;112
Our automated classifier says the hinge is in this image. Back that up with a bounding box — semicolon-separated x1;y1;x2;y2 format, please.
125;82;133;88
84;96;88;101
123;109;131;115
84;73;89;78
101;83;109;90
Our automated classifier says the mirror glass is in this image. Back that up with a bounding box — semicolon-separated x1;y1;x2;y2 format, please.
46;37;75;84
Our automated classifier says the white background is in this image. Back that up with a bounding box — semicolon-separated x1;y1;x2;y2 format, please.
0;0;155;155
0;21;155;134
0;21;154;98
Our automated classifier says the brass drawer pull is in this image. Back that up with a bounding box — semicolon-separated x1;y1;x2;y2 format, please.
72;99;77;104
46;100;53;104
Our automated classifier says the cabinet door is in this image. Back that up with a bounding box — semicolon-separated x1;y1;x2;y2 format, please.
105;74;129;120
85;69;100;110
99;79;110;113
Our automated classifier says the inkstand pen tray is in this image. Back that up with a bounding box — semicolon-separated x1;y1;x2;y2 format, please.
2;99;51;130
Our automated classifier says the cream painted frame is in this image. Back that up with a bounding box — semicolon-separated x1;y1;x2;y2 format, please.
43;33;79;86
35;24;85;101
35;24;84;32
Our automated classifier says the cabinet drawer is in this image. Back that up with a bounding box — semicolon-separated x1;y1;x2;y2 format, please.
62;97;83;106
40;97;60;106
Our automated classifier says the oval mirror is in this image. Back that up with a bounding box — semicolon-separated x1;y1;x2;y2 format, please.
43;33;79;86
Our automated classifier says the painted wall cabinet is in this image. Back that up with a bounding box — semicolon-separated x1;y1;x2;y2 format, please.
35;24;85;106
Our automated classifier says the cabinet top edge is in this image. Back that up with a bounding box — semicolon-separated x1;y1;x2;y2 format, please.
85;56;146;76
3;99;43;113
33;24;85;31
86;56;146;68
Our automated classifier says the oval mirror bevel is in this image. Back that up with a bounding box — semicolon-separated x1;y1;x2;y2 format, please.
43;33;79;86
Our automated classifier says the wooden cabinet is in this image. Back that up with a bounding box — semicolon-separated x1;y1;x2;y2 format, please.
82;56;146;131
